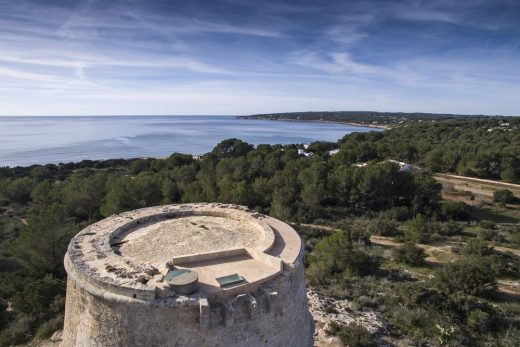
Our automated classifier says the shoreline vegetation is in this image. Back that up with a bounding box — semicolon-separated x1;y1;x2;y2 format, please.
1;114;519;346
238;110;514;129
238;115;391;130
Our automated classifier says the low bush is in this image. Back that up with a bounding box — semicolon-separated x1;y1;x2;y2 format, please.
382;206;411;221
479;228;499;241
427;221;464;238
325;321;342;336
461;239;494;257
307;231;380;285
440;200;471;221
435;257;497;295
479;220;496;230
405;214;429;243
393;242;427;266
367;218;400;236
338;323;377;347
33;314;63;341
0;315;33;347
493;189;514;204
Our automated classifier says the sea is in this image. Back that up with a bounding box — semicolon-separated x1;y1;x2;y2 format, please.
0;116;379;167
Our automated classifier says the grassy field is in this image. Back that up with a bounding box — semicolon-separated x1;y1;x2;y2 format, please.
434;173;520;203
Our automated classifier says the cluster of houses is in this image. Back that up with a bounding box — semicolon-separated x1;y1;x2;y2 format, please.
487;123;513;132
297;144;339;157
352;159;414;172
297;144;416;172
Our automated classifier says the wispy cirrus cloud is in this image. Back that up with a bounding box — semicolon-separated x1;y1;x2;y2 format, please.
0;66;67;84
0;51;230;74
0;65;106;95
290;50;375;75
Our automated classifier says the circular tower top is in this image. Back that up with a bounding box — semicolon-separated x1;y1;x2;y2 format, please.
65;203;303;303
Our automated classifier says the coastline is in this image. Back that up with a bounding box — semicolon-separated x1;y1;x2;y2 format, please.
2;115;373;167
237;116;390;130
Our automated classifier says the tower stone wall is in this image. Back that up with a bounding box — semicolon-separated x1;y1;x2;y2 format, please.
61;203;313;347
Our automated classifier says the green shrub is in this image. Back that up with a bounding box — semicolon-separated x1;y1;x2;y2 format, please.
405;214;429;243
435;257;497;295
493;189;514;204
324;305;337;314
461;239;494;257
500;167;518;183
479;220;496;230
0;315;33;347
438;221;464;236
479;228;498;241
0;177;35;204
307;231;380;284
510;229;520;246
11;275;65;316
325;321;342;336
34;314;64;340
467;309;492;333
344;249;381;276
382;206;410;221
440;200;471;221
0;301;10;331
349;227;372;247
393;242;427;266
306;260;331;285
128;159;150;175
367;218;400;236
338;323;377;347
420;221;463;240
488;253;520;279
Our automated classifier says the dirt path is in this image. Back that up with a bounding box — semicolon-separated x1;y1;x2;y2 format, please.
301;223;519;259
304;228;456;263
370;236;455;266
370;235;520;296
434;173;520;201
495;246;520;257
434;173;520;190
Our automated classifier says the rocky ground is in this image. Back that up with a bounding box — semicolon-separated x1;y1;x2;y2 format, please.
308;290;388;347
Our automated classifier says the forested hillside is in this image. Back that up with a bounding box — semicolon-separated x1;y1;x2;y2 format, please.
240;111;488;127
335;118;519;182
245;115;520;182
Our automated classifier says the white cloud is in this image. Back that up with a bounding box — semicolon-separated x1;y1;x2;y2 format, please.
289;50;377;76
0;66;67;84
74;65;85;80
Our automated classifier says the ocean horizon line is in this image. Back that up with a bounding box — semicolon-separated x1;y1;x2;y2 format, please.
0;114;236;118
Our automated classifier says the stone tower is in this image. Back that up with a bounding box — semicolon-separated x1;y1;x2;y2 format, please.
62;203;313;346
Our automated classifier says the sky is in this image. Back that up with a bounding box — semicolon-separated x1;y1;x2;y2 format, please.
0;0;519;116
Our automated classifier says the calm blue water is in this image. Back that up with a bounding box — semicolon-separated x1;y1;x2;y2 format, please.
0;116;378;167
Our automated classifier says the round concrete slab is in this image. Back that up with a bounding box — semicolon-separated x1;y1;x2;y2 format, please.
166;269;199;295
118;215;268;265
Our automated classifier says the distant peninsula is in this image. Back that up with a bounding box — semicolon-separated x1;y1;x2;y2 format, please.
238;111;503;129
